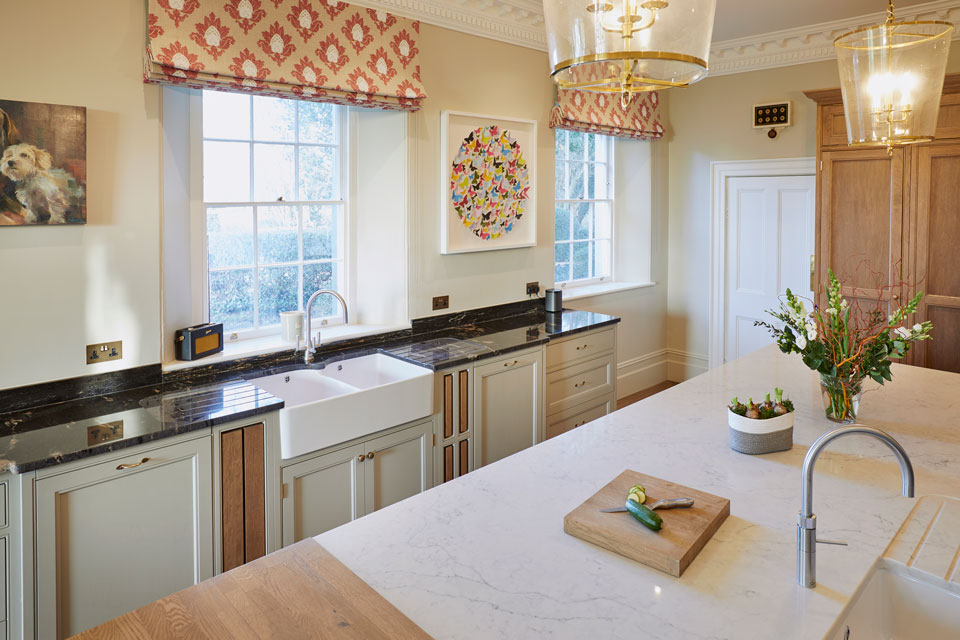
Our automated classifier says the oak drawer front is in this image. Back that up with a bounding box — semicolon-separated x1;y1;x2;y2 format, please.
546;327;615;369
0;481;6;529
546;354;614;415
546;396;613;440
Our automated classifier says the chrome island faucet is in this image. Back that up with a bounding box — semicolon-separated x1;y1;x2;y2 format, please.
798;424;914;588
303;289;349;364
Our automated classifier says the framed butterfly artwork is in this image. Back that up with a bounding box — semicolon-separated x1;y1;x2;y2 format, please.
440;111;537;254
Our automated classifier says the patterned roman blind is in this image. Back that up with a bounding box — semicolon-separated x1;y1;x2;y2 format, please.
145;0;426;111
550;89;664;140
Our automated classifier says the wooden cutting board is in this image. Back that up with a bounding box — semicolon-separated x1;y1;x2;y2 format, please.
564;470;730;577
73;540;431;639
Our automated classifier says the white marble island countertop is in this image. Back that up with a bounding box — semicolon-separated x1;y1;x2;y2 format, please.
317;346;960;639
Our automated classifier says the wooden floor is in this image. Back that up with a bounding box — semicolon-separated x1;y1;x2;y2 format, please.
617;381;678;410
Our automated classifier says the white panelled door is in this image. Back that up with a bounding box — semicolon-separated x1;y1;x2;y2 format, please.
724;175;815;363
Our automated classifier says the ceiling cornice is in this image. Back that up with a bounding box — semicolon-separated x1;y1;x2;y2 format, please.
344;0;547;51
348;0;960;77
709;0;960;76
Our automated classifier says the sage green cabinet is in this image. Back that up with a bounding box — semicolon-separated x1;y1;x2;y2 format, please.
281;419;432;546
473;348;544;468
34;436;213;639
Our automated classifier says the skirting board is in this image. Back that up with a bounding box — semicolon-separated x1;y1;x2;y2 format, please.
617;349;709;398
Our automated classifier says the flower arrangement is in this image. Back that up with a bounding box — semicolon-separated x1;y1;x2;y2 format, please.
757;269;932;423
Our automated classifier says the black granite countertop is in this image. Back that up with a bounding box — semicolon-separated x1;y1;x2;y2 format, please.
0;381;283;474
0;304;618;475
382;308;619;370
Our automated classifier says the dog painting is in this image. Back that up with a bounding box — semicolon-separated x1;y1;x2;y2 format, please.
0;99;86;226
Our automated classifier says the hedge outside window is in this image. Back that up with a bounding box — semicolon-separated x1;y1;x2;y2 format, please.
202;90;346;335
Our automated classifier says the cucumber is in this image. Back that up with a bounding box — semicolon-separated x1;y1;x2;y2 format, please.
625;499;663;531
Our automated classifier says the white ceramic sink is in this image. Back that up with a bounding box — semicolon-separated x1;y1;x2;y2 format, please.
251;353;433;459
825;558;960;640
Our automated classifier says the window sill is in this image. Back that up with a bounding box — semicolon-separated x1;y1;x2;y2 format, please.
162;322;411;373
561;281;656;301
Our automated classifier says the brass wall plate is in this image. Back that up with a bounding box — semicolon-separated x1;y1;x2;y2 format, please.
87;420;124;446
432;295;450;311
86;340;122;365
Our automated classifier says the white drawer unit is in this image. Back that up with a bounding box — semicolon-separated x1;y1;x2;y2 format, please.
546;396;615;440
546;353;615;415
546;327;616;371
544;326;617;436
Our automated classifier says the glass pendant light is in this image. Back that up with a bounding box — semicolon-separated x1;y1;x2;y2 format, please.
835;1;954;152
543;0;718;107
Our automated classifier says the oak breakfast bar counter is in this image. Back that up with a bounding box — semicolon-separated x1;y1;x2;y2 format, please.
78;346;960;639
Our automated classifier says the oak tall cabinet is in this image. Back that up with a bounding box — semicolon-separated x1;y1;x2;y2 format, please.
806;75;960;373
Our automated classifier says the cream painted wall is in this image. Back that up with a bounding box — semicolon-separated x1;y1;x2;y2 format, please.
407;25;556;317
0;0;162;389
665;51;960;370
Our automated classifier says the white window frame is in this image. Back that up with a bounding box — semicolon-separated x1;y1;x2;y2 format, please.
188;90;350;342
553;130;616;289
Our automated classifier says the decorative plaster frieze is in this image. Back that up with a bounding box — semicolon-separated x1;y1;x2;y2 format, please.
708;0;960;76
344;0;547;51
348;0;960;76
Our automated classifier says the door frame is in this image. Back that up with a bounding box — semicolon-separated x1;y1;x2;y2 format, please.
708;157;816;369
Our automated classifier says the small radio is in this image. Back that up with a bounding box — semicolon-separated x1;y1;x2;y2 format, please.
174;323;224;361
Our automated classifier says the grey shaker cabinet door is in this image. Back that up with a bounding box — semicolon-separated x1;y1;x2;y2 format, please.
35;437;213;639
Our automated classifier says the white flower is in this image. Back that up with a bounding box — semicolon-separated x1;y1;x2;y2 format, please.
825;308;837;315
796;333;807;350
807;326;817;342
895;326;911;339
913;323;922;332
840;299;848;310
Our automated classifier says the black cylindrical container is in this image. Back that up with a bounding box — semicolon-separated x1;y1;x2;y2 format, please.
544;288;563;313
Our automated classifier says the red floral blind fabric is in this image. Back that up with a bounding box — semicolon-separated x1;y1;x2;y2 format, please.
145;0;426;111
550;89;664;140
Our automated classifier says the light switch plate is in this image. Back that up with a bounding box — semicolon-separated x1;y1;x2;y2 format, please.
86;340;122;364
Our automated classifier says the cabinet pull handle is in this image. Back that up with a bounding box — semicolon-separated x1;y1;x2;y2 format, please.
366;451;375;460
503;360;519;367
357;454;365;463
116;457;150;471
575;344;589;351
574;380;587;388
575;421;586;428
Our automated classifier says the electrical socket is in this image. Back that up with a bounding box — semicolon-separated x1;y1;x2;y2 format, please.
526;281;540;296
432;295;450;310
86;340;122;365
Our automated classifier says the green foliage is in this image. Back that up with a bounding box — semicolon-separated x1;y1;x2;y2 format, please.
755;269;933;386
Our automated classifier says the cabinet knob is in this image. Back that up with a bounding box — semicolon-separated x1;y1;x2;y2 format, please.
575;344;589;351
116;457;150;471
366;451;375;460
357;455;365;463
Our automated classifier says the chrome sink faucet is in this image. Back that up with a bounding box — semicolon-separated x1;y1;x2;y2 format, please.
303;289;349;364
798;424;914;588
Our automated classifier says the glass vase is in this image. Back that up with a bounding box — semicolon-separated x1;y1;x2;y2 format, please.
819;374;864;424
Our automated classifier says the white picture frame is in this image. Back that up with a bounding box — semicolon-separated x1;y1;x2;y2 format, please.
440;110;538;254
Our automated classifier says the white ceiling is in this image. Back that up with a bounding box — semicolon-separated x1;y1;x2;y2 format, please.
713;0;935;41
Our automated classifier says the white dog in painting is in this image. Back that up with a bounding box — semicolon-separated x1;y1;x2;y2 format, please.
0;143;74;224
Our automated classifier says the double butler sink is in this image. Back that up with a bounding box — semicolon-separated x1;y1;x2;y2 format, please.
251;353;433;459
